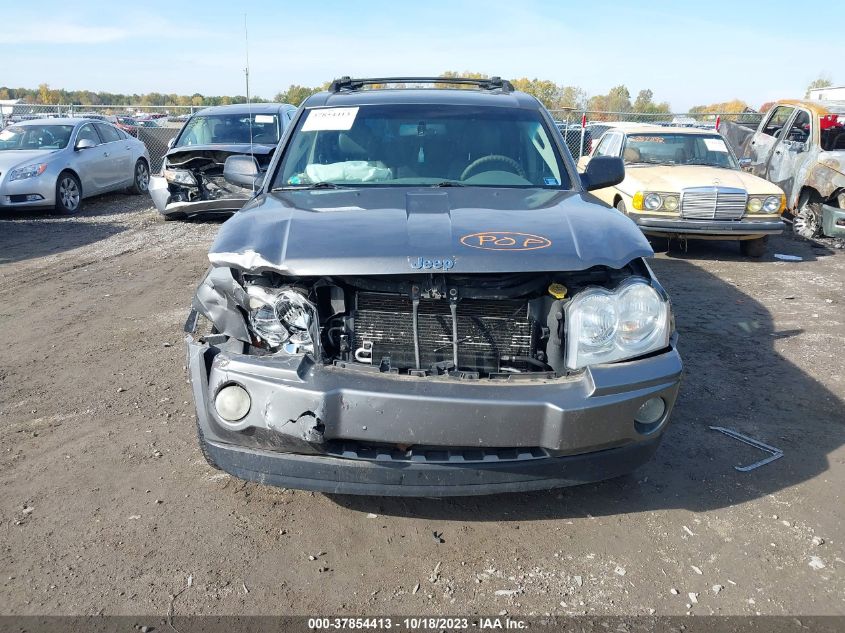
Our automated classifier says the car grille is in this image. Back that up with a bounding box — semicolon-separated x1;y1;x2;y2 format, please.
680;187;747;220
353;292;532;373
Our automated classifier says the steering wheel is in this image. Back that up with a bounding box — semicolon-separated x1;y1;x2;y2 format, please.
461;154;526;181
39;129;56;147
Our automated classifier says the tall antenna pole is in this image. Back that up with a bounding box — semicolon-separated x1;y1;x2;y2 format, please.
244;13;251;105
244;13;255;194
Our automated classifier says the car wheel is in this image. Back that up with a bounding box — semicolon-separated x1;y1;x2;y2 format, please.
128;159;150;195
55;172;82;215
793;200;822;239
740;236;768;258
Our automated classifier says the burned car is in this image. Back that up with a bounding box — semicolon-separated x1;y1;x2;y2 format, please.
149;103;297;219
185;77;683;496
725;99;845;239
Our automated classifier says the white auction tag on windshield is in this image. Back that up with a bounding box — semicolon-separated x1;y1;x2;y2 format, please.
254;114;275;123
704;138;728;152
301;107;359;132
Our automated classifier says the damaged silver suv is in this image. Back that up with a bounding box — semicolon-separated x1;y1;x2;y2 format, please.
185;77;683;496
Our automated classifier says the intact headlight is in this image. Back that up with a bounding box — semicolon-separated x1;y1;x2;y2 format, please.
163;168;197;186
763;195;782;213
746;197;763;213
565;279;670;370
644;193;663;211
246;286;319;354
663;195;679;211
9;163;48;181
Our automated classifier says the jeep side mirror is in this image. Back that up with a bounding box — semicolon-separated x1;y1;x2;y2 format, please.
223;155;262;189
580;156;624;191
75;138;96;151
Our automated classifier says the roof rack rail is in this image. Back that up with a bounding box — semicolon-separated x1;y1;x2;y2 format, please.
328;76;514;94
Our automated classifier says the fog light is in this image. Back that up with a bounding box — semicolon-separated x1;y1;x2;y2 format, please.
635;397;666;426
215;384;251;422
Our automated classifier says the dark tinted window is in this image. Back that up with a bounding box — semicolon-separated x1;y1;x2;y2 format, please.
95;123;121;143
77;123;101;145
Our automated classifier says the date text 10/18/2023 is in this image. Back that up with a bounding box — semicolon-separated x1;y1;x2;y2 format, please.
307;617;528;630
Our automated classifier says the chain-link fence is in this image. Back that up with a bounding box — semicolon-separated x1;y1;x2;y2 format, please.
0;103;206;172
548;109;764;161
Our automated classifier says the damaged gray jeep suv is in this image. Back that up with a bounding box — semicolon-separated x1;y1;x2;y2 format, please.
185;77;683;496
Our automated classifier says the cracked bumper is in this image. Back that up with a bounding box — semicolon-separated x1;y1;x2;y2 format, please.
187;337;682;496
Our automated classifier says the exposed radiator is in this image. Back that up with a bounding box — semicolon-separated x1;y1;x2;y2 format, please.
353;292;532;373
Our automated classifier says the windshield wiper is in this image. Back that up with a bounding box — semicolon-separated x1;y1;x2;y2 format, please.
685;160;721;167
431;181;466;187
272;182;346;191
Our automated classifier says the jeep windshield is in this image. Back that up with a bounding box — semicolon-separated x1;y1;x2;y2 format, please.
624;133;738;169
175;113;280;147
274;104;570;189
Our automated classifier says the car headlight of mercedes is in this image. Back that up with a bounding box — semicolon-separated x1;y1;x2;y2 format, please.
9;163;48;181
632;192;679;212
246;286;319;354
565;279;671;370
747;194;784;214
163;168;197;186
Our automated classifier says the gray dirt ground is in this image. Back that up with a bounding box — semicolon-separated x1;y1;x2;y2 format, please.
0;194;843;617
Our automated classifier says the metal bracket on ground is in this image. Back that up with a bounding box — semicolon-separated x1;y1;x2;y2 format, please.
709;426;784;472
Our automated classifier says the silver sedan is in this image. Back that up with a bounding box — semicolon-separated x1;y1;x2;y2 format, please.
0;118;151;214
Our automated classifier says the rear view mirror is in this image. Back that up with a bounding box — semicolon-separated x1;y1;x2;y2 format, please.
167;138;176;149
75;138;96;151
223;155;262;189
580;156;624;191
738;157;752;170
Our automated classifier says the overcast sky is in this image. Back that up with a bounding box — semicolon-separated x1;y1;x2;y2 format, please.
0;0;840;111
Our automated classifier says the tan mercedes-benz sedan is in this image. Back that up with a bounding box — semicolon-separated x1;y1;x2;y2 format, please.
579;125;785;257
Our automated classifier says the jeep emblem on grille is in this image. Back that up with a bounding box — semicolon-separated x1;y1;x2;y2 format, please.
409;256;455;270
460;231;552;251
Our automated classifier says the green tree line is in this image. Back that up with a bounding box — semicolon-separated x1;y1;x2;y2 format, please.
0;84;271;107
275;73;674;114
4;74;833;113
2;75;672;113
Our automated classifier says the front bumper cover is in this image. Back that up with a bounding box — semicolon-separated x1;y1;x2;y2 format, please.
821;204;845;238
187;334;682;496
149;175;251;218
633;216;784;237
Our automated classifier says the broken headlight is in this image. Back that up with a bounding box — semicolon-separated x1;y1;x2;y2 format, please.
246;286;319;354
163;169;197;186
564;279;670;370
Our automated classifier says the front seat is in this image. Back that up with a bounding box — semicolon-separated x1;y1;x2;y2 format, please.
673;148;688;164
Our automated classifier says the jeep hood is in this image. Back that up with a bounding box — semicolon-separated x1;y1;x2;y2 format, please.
208;188;653;275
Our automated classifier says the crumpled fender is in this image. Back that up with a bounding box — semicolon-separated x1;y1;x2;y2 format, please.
192;267;250;342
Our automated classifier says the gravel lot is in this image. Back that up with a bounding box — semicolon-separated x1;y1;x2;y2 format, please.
1;194;843;618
